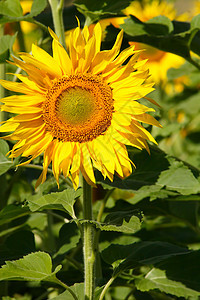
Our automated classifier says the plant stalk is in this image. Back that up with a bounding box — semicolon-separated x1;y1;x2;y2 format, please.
48;0;66;49
82;177;96;300
0;25;5;123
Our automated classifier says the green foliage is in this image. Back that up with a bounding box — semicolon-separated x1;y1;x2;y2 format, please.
0;140;13;175
74;0;131;23
28;188;82;217
0;0;48;24
135;268;200;297
0;33;17;63
0;252;62;282
120;14;200;62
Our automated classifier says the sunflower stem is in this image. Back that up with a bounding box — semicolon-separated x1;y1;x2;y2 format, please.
82;177;96;300
0;25;6;123
48;0;66;49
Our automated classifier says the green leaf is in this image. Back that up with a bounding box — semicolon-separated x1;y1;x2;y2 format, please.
156;158;200;195
156;251;200;292
0;0;23;17
28;188;82;217
29;0;47;17
0;205;30;226
146;16;174;35
0;252;62;282
51;283;84;300
0;153;12;175
120;16;200;60
54;223;81;260
74;0;131;23
85;214;141;233
191;14;200;31
102;241;189;267
0;0;47;25
96;147;170;190
0;140;9;156
135;268;200;297
128;185;176;204
0;140;13;175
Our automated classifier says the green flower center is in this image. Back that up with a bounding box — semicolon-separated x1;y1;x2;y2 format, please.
56;87;95;125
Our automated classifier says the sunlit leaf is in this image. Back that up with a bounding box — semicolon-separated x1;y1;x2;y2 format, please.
156;158;200;195
28;188;82;217
0;252;62;282
135;268;200;297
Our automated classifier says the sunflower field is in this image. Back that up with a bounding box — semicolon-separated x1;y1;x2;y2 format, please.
1;0;200;299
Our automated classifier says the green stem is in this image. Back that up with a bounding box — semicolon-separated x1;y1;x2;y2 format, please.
82;177;96;300
95;188;115;280
99;275;117;300
48;0;66;49
55;278;79;300
15;22;26;52
0;25;5;123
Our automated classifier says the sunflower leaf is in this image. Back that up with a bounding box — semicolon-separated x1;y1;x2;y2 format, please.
51;283;84;300
156;158;200;195
0;252;62;282
0;141;13;175
135;268;200;297
0;0;47;24
27;189;82;217
102;241;189;267
80;213;141;233
0;33;17;63
120;16;200;60
0;0;23;18
0;204;30;226
74;0;131;23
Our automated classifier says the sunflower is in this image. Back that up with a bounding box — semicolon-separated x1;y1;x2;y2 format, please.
0;23;160;189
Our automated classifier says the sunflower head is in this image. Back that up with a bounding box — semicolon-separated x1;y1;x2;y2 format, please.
0;23;161;189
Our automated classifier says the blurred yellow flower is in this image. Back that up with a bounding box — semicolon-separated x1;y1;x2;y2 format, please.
0;24;160;189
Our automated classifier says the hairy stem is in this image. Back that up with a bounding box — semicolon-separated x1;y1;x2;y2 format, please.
0;25;5;123
82;177;96;300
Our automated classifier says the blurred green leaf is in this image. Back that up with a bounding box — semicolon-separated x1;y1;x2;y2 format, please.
0;32;17;63
135;268;200;297
0;0;23;17
0;205;30;226
28;188;82;217
120;16;200;60
0;140;9;156
74;0;131;23
54;223;81;260
191;14;200;31
51;283;84;300
146;16;174;35
0;140;13;174
0;0;47;25
102;241;189;267
128;185;176;205
0;252;62;282
156;158;200;195
29;0;47;17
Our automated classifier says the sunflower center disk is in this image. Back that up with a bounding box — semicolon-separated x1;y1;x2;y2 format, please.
43;74;114;143
57;87;96;126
